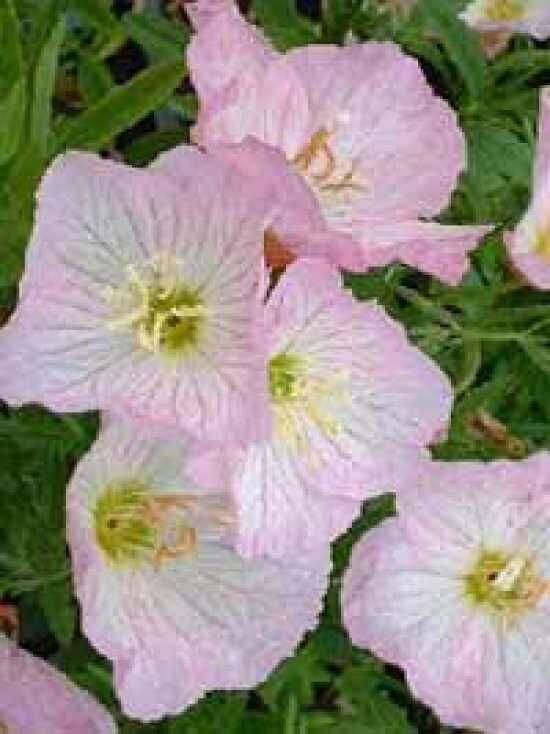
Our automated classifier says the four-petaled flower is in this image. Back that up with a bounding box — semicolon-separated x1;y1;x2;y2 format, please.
67;418;329;721
343;456;550;734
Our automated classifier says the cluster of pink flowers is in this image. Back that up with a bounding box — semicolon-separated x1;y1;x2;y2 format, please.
1;0;550;731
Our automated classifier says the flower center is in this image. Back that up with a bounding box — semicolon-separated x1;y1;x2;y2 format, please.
93;482;232;569
464;549;547;621
105;258;206;356
268;352;349;453
485;0;525;21
293;127;364;227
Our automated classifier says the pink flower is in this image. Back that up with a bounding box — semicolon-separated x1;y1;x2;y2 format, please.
506;88;550;288
186;0;491;283
343;455;550;734
0;149;270;443
0;634;116;733
461;0;550;39
194;259;453;559
67;417;329;722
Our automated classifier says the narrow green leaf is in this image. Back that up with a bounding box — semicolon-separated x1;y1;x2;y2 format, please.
421;0;487;97
54;60;185;153
39;580;76;646
0;0;26;165
122;11;189;62
31;19;65;158
253;0;319;50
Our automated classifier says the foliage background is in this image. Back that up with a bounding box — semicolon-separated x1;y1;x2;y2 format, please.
1;0;550;731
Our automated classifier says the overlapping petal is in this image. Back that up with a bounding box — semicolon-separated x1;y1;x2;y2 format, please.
67;418;329;722
0;149;270;443
0;634;116;733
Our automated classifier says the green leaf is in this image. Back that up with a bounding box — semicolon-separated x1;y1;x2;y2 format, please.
78;51;114;106
68;0;125;57
0;0;26;165
253;0;319;50
464;122;533;195
421;0;487;98
122;11;189;62
336;663;414;734
54;60;185;153
259;642;331;710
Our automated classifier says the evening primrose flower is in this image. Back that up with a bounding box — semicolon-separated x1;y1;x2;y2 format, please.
343;456;550;734
0;149;270;443
67;418;329;722
185;0;490;284
506;88;550;288
194;259;453;559
461;0;550;39
0;634;116;733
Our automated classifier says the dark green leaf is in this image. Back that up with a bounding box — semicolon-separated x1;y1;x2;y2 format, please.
421;0;487;98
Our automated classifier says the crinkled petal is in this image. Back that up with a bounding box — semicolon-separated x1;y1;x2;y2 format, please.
67;418;329;722
355;220;492;284
0;635;116;734
186;0;274;110
194;55;310;158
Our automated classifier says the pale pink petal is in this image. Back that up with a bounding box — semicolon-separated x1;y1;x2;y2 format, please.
186;0;274;116
231;441;361;558
356;220;492;284
506;172;550;290
0;635;116;733
0;150;270;443
534;87;550;186
67;418;329;722
194;55;310;158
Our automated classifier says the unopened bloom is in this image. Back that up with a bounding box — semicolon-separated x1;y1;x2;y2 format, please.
0;634;116;733
185;0;490;284
0;149;269;443
506;88;550;288
461;0;550;39
194;259;452;559
67;418;329;722
343;456;550;734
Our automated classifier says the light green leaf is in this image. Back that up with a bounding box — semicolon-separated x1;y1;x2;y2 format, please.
0;0;26;165
54;60;185;153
